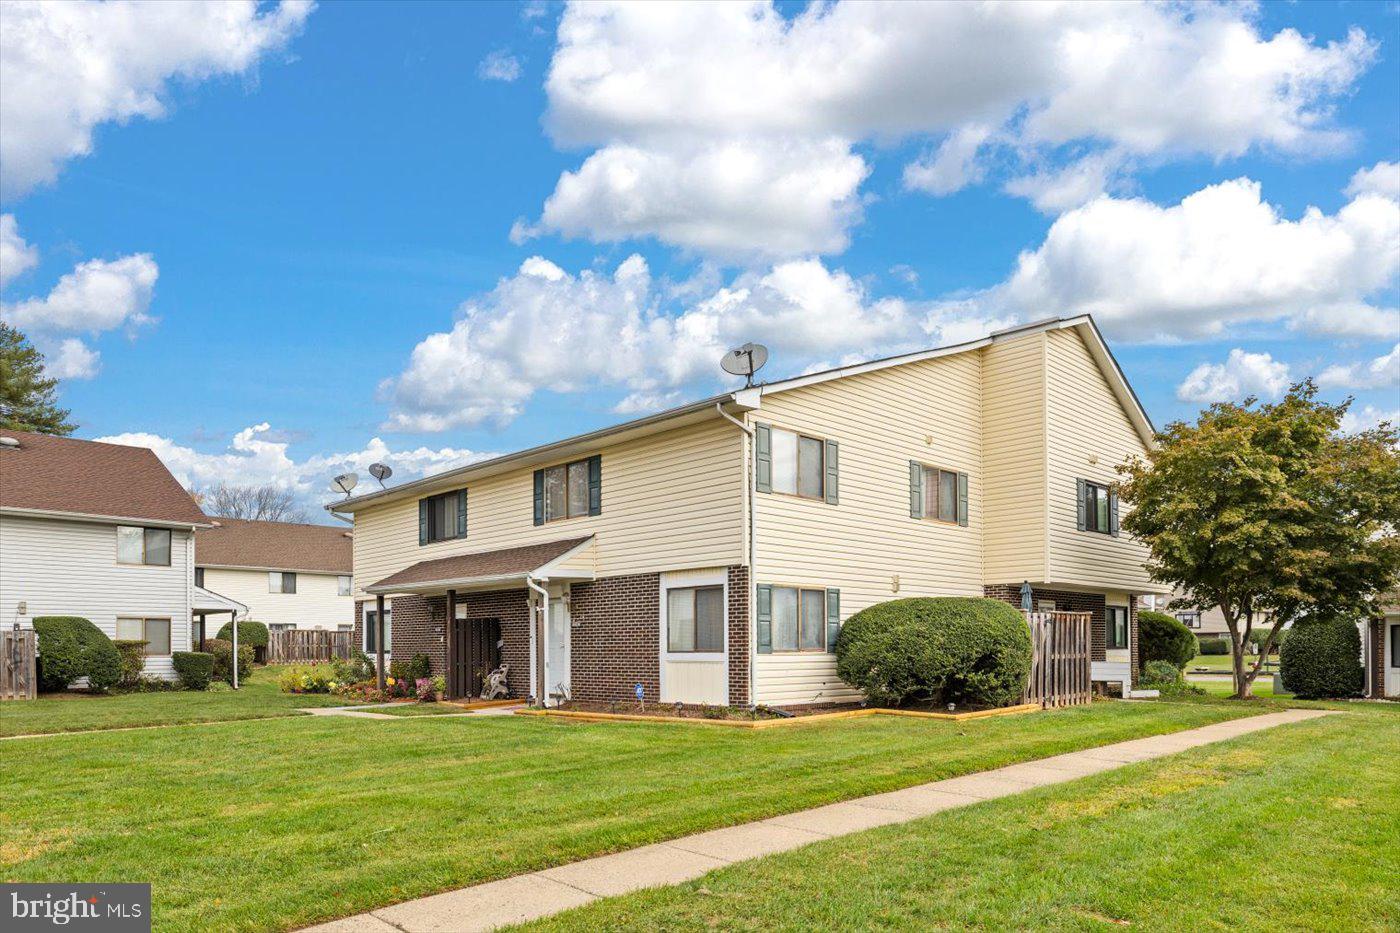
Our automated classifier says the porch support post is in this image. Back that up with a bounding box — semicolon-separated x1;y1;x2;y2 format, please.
375;593;386;690
446;588;458;699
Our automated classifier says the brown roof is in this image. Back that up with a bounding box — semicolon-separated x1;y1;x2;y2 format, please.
0;430;207;525
196;517;353;573
369;536;592;591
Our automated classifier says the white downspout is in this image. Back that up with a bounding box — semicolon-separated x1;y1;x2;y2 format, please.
526;574;549;706
716;402;757;708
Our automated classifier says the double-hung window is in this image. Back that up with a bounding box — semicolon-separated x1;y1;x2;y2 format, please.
1077;479;1118;536
759;585;839;653
419;489;468;544
194;567;205;588
337;575;352;596
117;526;171;566
1175;611;1201;630
755;425;838;504
1106;606;1129;650
116;617;171;655
269;571;297;594
533;456;601;524
910;463;967;524
666;586;724;654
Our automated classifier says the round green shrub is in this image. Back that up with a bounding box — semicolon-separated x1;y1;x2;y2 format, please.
1140;659;1184;686
1198;637;1229;656
1138;611;1198;671
835;597;1032;709
172;652;214;690
1280;620;1363;699
205;638;252;685
113;639;147;687
32;616;121;692
214;619;269;648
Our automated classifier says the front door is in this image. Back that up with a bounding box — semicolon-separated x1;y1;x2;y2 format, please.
1387;623;1399;697
547;597;571;703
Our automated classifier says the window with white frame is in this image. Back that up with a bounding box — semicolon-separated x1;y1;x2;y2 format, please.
337;575;352;596
117;526;171;566
666;585;724;654
770;428;825;498
772;586;827;652
1175;611;1201;629
364;606;391;653
116;617;171;655
1107;606;1129;650
269;571;297;594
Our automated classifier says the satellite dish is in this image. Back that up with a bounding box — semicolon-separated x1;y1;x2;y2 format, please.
720;342;769;387
331;472;359;497
368;462;393;487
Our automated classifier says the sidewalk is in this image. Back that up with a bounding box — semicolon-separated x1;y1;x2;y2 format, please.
302;708;1332;933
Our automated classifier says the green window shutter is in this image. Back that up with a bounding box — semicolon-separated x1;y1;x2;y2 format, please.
824;439;839;505
456;489;468;539
756;584;772;654
1076;478;1087;531
587;454;602;516
957;472;969;527
825;588;840;653
909;461;923;518
532;470;545;526
418;498;429;546
1109;487;1120;537
754;423;772;493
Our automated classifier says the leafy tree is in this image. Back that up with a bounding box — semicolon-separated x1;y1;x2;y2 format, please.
0;323;75;435
198;482;309;523
1119;382;1400;699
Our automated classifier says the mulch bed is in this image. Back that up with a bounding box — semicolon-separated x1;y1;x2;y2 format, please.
554;700;866;721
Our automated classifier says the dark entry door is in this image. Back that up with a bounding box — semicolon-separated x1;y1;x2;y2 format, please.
450;618;502;699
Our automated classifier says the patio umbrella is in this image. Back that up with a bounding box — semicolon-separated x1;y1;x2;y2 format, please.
1020;581;1033;612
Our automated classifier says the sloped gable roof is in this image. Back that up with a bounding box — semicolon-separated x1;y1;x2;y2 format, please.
195;517;353;574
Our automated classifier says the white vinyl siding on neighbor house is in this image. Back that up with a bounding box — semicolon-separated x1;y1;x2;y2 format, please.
352;420;745;595
0;513;193;679
198;566;353;630
750;350;984;705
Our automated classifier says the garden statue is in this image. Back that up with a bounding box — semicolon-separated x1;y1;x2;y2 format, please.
480;663;510;700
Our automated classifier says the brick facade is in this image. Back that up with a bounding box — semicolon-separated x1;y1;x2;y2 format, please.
984;584;1140;688
727;565;750;706
568;571;662;703
1368;616;1389;698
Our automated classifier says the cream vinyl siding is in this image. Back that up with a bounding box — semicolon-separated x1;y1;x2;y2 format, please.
981;333;1048;582
1045;328;1161;592
751;352;984;705
199;567;353;630
0;514;193;679
353;420;745;595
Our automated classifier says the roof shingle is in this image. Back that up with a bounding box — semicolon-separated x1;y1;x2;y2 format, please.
195;517;353;574
369;536;592;591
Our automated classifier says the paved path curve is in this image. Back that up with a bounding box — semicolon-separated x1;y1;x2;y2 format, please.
302;708;1333;933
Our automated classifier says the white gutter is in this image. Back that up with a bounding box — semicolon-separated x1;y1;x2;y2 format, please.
525;574;549;707
0;506;214;530
716;402;758;708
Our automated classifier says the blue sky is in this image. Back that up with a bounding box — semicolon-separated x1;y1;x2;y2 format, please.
1;1;1397;517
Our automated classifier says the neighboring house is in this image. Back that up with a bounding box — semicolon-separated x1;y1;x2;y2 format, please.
0;430;210;680
334;316;1168;706
1138;591;1275;642
192;517;354;645
1364;595;1399;700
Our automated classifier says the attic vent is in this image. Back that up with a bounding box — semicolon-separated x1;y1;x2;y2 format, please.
0;437;19;450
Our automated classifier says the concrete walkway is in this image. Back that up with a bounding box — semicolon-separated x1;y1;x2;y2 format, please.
302;708;1332;933
304;703;525;721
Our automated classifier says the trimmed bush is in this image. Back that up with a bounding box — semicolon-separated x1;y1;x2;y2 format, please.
32;616;121;692
214;619;269;648
172;652;214;690
1280;620;1364;699
1138;611;1198;671
835;597;1032;709
113;639;147;687
407;653;432;683
206;638;253;685
1199;637;1229;656
1141;659;1184;686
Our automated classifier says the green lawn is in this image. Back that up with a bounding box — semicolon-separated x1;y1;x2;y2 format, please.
0;700;1250;932
0;666;346;737
526;703;1399;932
358;702;470;716
1187;652;1278;673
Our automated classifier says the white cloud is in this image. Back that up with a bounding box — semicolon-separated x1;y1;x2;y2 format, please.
1003;151;1128;214
1177;349;1292;403
961;177;1399;343
2;253;158;333
478;49;522;82
1345;160;1400;200
1339;405;1400;434
95;422;491;514
41;337;101;380
0;214;38;286
0;0;312;198
1318;343;1400;390
531;1;1375;252
381;253;1011;430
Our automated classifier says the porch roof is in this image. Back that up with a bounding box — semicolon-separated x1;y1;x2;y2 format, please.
365;535;595;596
192;585;247;616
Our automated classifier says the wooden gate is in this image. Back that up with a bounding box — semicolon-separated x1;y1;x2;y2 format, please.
1023;611;1092;708
267;629;353;663
2;628;37;701
450;618;501;700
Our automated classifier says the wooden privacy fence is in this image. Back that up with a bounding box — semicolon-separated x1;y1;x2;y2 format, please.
1023;611;1092;708
2;627;37;701
267;629;353;664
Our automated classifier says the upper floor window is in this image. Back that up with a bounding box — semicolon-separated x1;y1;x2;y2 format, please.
1106;606;1129;650
194;567;205;588
756;584;840;655
337;575;352;596
533;455;601;525
909;463;968;526
117;526;171;566
419;489;467;545
1077;479;1119;536
1175;611;1201;629
269;571;297;594
755;424;838;504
